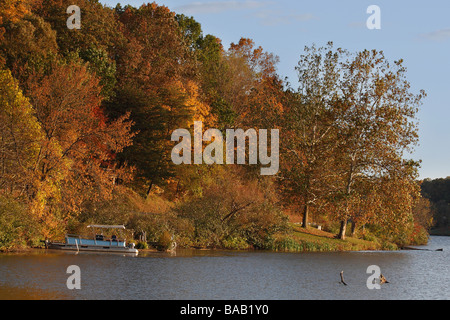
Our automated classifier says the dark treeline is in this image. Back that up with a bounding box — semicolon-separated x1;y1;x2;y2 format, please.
0;0;433;251
421;178;450;235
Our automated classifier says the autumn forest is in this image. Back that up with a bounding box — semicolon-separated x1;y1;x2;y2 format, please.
0;0;436;252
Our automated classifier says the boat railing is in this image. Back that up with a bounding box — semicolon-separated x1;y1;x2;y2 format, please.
65;234;127;246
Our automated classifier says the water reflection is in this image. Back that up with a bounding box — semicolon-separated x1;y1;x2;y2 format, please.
0;236;448;300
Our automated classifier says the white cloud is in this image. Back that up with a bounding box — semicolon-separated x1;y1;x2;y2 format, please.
419;28;450;42
174;1;317;27
347;21;366;29
175;0;271;14
254;11;317;26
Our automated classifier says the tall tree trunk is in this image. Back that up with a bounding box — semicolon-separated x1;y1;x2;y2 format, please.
302;204;309;228
146;180;153;198
351;220;357;237
338;219;347;240
339;162;354;240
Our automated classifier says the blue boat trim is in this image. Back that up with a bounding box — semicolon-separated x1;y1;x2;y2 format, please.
48;225;138;255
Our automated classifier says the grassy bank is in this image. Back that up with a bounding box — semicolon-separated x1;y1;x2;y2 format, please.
122;223;390;253
153;223;394;253
262;224;390;252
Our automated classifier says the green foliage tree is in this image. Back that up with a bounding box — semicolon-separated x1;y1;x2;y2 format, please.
79;46;117;101
421;177;450;232
36;0;123;55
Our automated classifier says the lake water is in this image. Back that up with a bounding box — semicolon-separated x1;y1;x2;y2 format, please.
0;236;449;300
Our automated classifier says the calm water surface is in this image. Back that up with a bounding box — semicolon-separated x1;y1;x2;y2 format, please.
0;236;449;300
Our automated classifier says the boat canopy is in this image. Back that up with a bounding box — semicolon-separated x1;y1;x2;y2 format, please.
87;225;126;229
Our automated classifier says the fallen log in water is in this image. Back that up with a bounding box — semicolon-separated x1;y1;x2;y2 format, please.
401;246;443;251
339;271;347;285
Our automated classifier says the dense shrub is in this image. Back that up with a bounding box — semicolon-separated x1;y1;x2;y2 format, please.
0;196;37;251
157;230;173;251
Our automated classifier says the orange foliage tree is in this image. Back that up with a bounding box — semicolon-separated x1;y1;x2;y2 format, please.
24;61;134;232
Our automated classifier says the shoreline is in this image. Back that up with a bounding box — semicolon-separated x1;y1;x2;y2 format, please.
1;227;441;254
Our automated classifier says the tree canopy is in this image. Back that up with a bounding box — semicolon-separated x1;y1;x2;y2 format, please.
0;1;433;250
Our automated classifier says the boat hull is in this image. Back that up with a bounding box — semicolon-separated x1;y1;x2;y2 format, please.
48;239;138;255
48;242;138;255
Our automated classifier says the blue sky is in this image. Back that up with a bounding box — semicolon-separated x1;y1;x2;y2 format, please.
101;0;450;179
